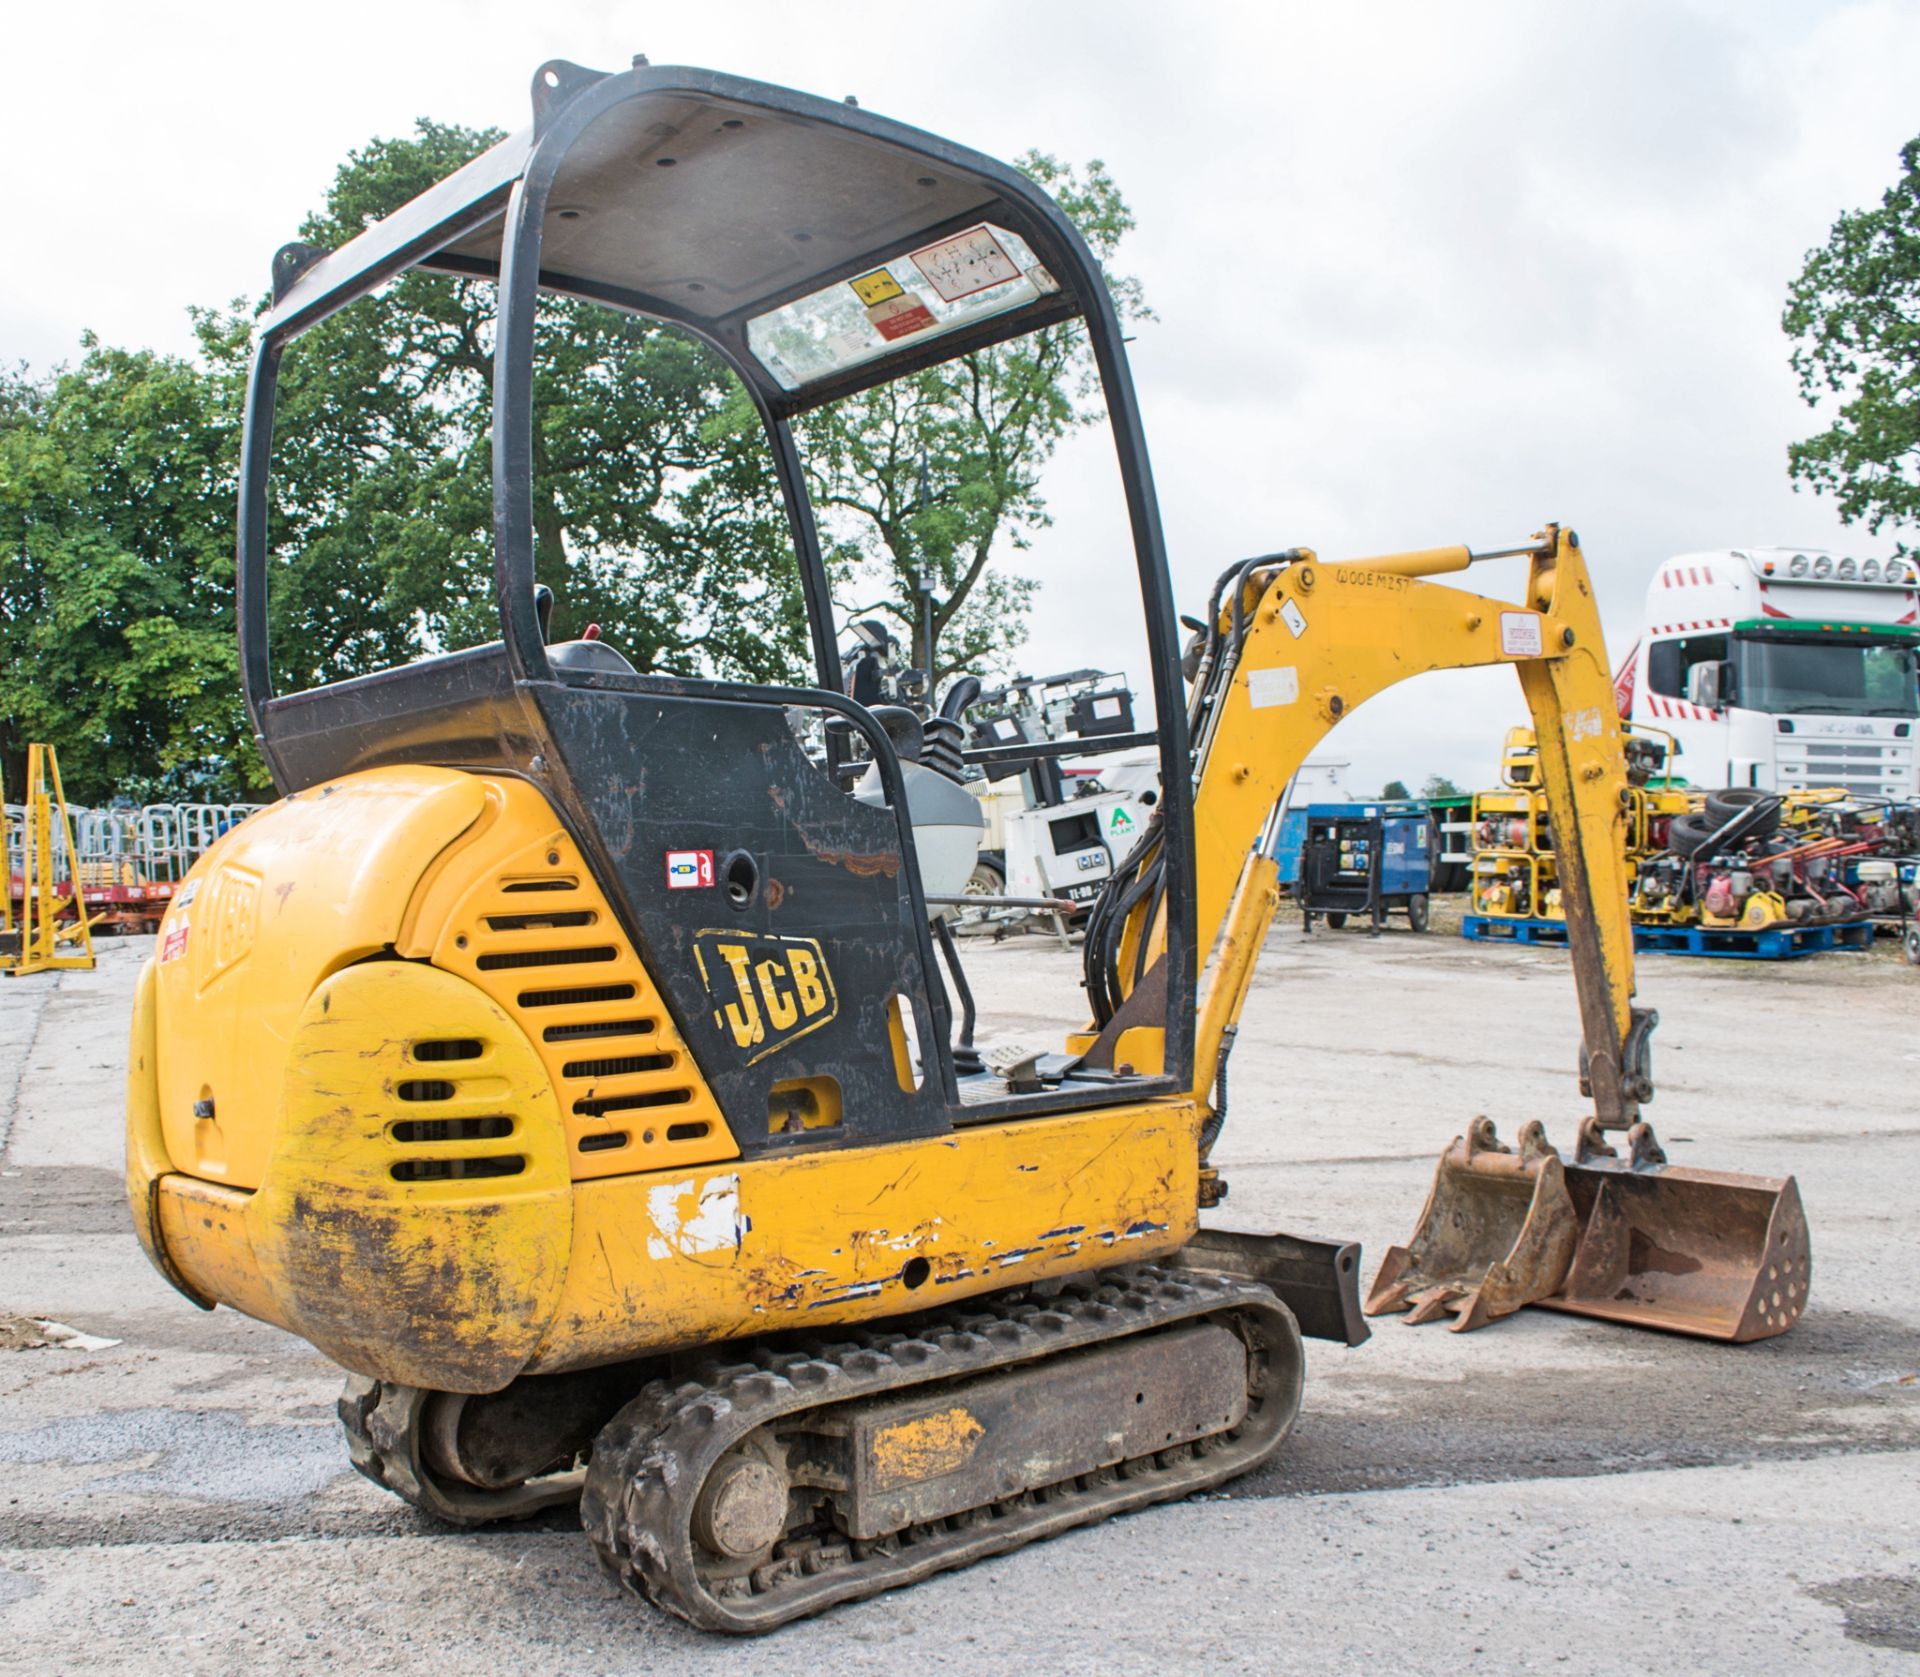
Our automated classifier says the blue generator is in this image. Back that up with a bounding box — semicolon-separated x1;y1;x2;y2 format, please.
1298;802;1433;934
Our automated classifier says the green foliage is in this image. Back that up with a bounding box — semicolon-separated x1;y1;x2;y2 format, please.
797;153;1150;679
1783;135;1920;548
1419;774;1463;800
0;342;250;803
1380;779;1412;800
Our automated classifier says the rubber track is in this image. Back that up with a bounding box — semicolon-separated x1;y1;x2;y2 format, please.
581;1263;1303;1633
338;1374;586;1526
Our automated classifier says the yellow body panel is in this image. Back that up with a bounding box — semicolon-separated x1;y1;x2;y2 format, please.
529;1097;1198;1374
147;768;739;1192
152;767;491;1187
157;1177;284;1328
136;938;1197;1386
127;764;1194;1391
248;959;573;1391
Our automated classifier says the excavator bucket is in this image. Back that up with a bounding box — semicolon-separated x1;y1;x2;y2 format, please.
1539;1159;1811;1342
1364;1118;1578;1332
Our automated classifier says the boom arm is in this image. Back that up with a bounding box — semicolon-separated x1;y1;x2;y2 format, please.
1111;526;1655;1153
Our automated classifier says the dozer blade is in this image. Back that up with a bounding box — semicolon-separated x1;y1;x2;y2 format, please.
1539;1155;1811;1342
1364;1117;1578;1332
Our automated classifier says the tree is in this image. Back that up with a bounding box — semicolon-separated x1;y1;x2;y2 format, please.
1420;775;1463;800
0;342;247;804
797;154;1150;681
1380;779;1411;799
1783;135;1920;547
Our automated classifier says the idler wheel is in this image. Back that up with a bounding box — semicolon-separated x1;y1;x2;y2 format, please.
692;1451;790;1559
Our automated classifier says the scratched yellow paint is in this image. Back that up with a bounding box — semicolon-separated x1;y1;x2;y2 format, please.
872;1407;986;1487
245;959;574;1393
530;1098;1199;1374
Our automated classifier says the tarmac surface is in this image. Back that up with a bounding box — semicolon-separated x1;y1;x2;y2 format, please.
2;916;1916;1674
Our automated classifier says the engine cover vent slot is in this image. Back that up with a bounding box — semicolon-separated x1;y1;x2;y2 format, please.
484;910;597;931
575;1088;693;1118
578;1131;629;1153
412;1038;483;1062
391;1116;515;1143
390;1154;526;1183
543;1017;655;1042
563;1052;675;1079
395;1079;456;1103
476;946;616;971
519;982;636;1009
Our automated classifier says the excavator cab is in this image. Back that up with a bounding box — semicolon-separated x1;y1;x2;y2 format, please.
126;56;1807;1635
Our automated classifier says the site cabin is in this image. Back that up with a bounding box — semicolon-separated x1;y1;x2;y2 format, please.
1612;547;1920;800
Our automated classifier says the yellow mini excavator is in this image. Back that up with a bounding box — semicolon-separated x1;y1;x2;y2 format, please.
126;59;1807;1632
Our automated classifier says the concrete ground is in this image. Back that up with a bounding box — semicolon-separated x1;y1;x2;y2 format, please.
2;917;1916;1675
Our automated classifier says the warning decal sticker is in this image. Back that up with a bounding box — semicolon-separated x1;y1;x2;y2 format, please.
909;225;1022;303
849;268;905;307
160;917;190;964
865;292;938;342
1499;611;1544;658
665;850;715;890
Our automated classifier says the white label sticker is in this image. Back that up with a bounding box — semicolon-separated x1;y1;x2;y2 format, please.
1247;667;1299;708
1499;611;1543;657
664;849;715;890
1280;598;1308;639
1091;694;1122;719
1567;706;1603;742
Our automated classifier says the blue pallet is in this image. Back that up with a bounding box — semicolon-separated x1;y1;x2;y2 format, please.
1460;915;1568;946
1631;919;1874;960
1462;914;1874;960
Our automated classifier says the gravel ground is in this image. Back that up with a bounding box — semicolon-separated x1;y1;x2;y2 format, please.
2;917;1916;1675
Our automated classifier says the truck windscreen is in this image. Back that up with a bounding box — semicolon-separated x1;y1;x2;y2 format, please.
1734;635;1920;716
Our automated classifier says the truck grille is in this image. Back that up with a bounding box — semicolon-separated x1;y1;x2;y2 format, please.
1776;738;1914;799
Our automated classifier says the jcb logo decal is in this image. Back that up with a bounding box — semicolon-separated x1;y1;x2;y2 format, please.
693;931;838;1065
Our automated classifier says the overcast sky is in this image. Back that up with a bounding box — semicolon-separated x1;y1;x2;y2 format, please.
6;0;1916;793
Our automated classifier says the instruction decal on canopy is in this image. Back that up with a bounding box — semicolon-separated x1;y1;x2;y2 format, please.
910;225;1022;303
848;268;905;307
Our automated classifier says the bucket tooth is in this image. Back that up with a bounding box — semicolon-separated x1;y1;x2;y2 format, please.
1540;1162;1811;1342
1365;1117;1579;1333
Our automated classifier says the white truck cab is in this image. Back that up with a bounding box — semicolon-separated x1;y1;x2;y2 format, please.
1614;547;1920;797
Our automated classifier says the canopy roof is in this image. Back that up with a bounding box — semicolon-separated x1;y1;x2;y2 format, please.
260;62;1094;413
